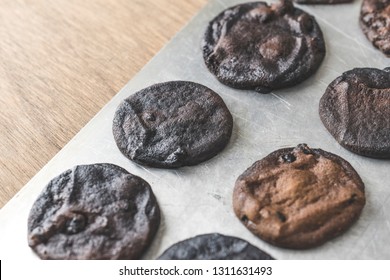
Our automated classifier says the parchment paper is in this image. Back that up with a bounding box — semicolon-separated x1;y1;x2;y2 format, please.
0;0;389;260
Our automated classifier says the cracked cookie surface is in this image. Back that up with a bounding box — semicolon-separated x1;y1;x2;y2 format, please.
294;0;352;4
28;163;160;259
360;0;390;56
233;144;365;249
319;67;390;158
112;81;233;168
202;0;326;93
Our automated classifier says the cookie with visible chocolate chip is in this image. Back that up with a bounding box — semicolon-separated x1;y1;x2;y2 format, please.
202;0;326;93
319;67;390;158
27;163;160;259
233;144;365;249
360;0;390;56
112;81;233;168
157;233;274;260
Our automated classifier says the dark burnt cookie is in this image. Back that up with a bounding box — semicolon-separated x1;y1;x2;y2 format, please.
233;144;365;249
27;163;160;259
319;67;390;158
157;233;274;260
202;0;326;93
112;81;233;168
294;0;352;3
360;0;390;56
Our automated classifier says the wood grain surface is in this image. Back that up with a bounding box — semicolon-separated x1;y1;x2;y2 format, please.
0;0;207;208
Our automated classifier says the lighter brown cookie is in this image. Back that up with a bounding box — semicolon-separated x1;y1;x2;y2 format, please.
233;144;365;249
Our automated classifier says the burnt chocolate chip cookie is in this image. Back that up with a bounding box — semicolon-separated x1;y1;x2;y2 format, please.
157;233;274;260
360;0;390;56
319;67;390;158
28;163;160;259
112;81;233;168
294;0;352;3
233;144;365;249
202;0;326;93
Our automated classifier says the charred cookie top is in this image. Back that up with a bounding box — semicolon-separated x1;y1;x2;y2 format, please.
27;163;160;259
294;0;352;4
202;0;326;93
233;144;365;249
360;0;390;56
157;233;274;260
319;68;390;158
112;81;233;168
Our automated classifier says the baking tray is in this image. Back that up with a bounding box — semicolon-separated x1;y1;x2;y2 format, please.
0;0;389;260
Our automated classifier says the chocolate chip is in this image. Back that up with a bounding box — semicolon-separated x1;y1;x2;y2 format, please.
276;211;287;222
282;153;296;163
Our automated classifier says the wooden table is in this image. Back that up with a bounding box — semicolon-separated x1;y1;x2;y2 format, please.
0;0;208;208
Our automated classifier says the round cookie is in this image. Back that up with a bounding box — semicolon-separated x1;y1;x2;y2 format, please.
112;81;233;168
294;0;352;3
157;233;274;260
27;163;160;259
319;67;390;158
202;0;326;93
360;0;390;57
233;144;365;249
